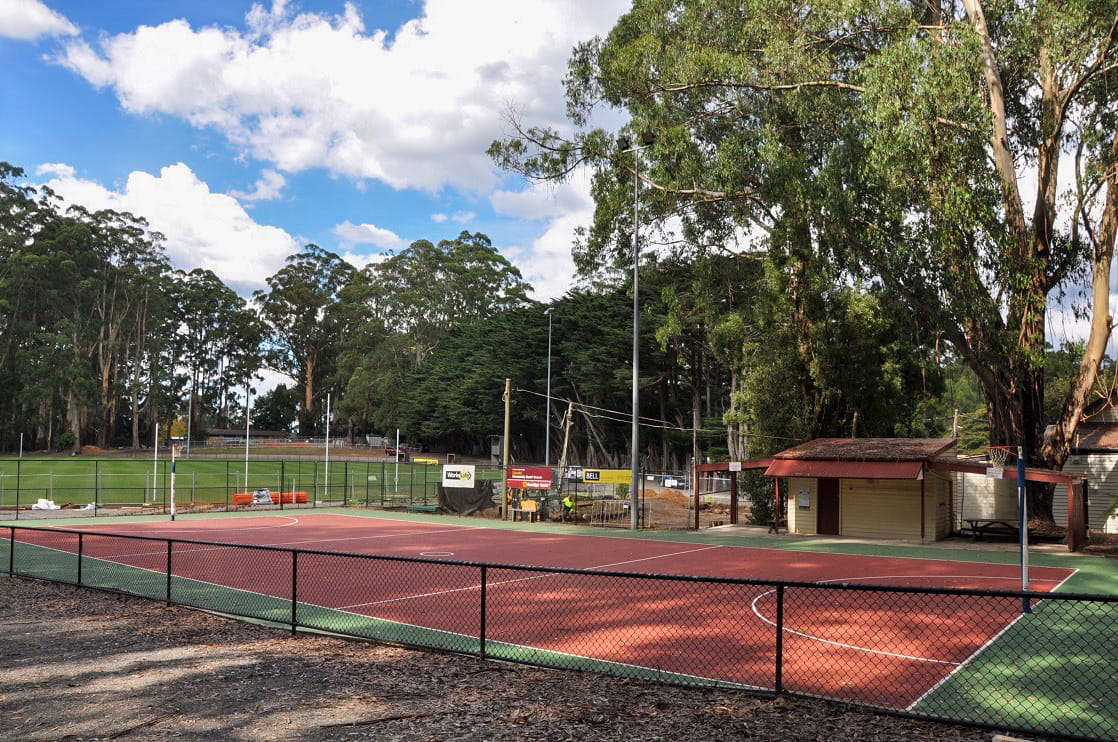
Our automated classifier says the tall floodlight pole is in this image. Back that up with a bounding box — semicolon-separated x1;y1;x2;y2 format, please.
545;307;554;468
186;375;193;456
244;381;252;492
152;423;158;506
618;131;656;530
325;392;331;502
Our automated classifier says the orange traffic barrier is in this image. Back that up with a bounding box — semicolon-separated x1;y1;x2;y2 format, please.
231;491;308;506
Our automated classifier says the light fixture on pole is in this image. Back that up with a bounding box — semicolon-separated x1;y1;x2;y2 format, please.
617;130;656;530
545;307;554;468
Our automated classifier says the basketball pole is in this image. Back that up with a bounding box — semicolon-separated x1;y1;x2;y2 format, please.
1017;445;1029;614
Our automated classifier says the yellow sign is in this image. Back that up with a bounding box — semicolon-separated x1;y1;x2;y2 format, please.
414;457;439;464
582;468;632;484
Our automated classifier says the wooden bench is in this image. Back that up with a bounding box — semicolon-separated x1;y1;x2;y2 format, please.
405;504;439;513
963;518;1025;541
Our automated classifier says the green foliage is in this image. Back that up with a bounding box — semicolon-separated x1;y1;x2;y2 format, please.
253;245;355;435
57;431;76;451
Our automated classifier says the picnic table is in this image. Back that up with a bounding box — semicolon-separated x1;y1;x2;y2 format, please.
963;518;1027;541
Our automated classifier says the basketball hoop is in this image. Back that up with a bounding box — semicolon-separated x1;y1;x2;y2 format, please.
985;446;1012;479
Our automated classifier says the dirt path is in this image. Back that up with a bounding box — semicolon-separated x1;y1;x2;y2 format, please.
0;575;1026;741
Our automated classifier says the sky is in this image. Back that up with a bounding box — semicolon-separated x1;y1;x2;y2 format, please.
0;0;630;299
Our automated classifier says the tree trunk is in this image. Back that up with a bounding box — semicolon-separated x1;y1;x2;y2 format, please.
1041;129;1118;476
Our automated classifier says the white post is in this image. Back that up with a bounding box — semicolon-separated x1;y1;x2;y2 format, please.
170;443;177;521
152;423;158;506
394;428;400;491
244;382;252;494
325;392;331;502
19;432;23;458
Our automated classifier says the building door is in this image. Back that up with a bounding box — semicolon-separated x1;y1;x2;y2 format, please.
817;478;840;535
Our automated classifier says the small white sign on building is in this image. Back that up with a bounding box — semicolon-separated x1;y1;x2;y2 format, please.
729;461;742;472
442;464;476;488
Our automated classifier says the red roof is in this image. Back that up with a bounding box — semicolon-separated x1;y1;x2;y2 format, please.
765;459;925;480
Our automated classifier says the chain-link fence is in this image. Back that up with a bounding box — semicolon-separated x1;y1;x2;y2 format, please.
3;524;1114;740
0;458;505;518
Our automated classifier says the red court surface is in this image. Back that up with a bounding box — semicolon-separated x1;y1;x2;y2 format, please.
28;513;1077;708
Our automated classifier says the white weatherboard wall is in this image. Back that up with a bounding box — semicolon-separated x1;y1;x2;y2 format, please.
1059;455;1118;528
954;471;1018;528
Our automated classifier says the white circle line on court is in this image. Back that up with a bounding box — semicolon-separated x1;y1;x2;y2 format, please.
748;573;1063;666
420;551;455;557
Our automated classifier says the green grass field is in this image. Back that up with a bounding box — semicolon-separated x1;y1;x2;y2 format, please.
0;456;504;509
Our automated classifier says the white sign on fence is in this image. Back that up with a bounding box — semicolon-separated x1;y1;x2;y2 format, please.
442;464;476;488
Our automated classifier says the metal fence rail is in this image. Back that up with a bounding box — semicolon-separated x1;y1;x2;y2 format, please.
2;524;1114;741
0;459;506;517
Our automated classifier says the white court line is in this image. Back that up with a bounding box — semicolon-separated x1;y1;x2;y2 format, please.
905;565;1082;710
338;545;722;610
749;573;1068;666
335;545;719;607
50;515;303;533
84;527;475;561
324;510;1087;573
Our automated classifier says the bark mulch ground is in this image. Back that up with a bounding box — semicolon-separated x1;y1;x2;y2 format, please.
0;576;1043;742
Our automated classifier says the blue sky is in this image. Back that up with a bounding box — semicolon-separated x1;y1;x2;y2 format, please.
1;0;630;298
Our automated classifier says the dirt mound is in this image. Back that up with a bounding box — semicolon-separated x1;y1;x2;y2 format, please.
79;445;106;456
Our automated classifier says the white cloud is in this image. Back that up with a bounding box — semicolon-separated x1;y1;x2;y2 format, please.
35;162;75;179
37;162;298;291
53;0;628;193
0;0;77;41
333;220;409;251
431;213;448;223
229;169;286;202
503;211;586;302
491;176;592;221
450;210;475;224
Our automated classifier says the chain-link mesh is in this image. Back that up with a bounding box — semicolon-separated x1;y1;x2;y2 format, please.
5;524;1116;741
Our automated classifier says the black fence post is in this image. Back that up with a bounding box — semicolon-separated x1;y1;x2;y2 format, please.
775;584;784;696
291;549;298;634
479;564;487;660
343;461;349;507
77;532;84;586
225;460;230;510
9;526;15;574
94;460;100;513
365;461;370;507
165;541;173;605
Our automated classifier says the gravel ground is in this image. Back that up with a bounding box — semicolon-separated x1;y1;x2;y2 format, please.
0;576;1039;742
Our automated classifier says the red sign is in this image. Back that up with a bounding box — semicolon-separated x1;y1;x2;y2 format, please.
507;466;553;490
